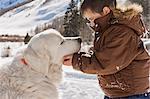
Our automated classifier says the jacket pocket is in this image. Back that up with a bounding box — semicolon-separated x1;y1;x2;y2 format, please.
98;72;133;93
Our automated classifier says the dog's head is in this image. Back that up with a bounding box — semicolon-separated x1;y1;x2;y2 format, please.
24;29;81;76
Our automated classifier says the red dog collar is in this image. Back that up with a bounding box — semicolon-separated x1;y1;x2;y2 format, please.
21;58;28;66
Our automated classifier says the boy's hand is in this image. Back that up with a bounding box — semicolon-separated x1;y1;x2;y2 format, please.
63;55;73;66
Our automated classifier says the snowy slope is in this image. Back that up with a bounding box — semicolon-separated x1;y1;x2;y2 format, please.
0;0;69;35
0;0;25;9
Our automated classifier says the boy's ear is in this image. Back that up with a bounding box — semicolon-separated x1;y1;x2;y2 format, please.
102;7;111;16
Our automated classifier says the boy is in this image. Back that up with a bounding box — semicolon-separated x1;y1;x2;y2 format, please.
63;0;150;98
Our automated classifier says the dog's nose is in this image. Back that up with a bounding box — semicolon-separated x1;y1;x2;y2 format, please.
77;38;82;43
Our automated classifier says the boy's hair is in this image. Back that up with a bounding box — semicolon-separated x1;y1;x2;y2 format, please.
81;0;117;14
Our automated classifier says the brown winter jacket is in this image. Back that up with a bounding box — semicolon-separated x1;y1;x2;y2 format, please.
72;4;150;98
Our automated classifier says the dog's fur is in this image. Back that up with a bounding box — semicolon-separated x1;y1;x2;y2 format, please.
0;29;81;99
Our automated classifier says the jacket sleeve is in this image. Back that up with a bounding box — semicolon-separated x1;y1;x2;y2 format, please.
72;52;104;74
72;26;141;75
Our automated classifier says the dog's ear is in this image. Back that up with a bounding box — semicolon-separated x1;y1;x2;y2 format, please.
24;35;52;76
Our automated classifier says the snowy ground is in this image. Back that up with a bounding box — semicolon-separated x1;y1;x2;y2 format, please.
60;66;104;99
0;42;24;57
0;57;104;99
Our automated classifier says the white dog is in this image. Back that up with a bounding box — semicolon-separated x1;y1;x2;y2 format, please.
0;29;81;99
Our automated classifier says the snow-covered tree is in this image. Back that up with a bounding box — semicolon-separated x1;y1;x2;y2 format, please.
63;0;83;37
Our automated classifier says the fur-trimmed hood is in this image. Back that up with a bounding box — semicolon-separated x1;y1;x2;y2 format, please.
112;4;145;36
113;4;143;19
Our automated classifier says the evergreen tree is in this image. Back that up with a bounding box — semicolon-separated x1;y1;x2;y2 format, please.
24;33;31;44
9;1;13;5
63;0;83;37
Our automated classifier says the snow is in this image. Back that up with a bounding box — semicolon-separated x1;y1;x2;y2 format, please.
0;0;70;36
60;66;104;99
0;42;24;57
0;0;24;9
117;0;127;5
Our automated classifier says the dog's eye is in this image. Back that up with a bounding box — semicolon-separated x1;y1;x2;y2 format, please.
60;40;64;45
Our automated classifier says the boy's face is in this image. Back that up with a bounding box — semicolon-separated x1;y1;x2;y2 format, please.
83;9;102;27
82;7;110;27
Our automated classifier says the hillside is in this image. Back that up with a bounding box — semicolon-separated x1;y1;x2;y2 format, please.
0;0;70;36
